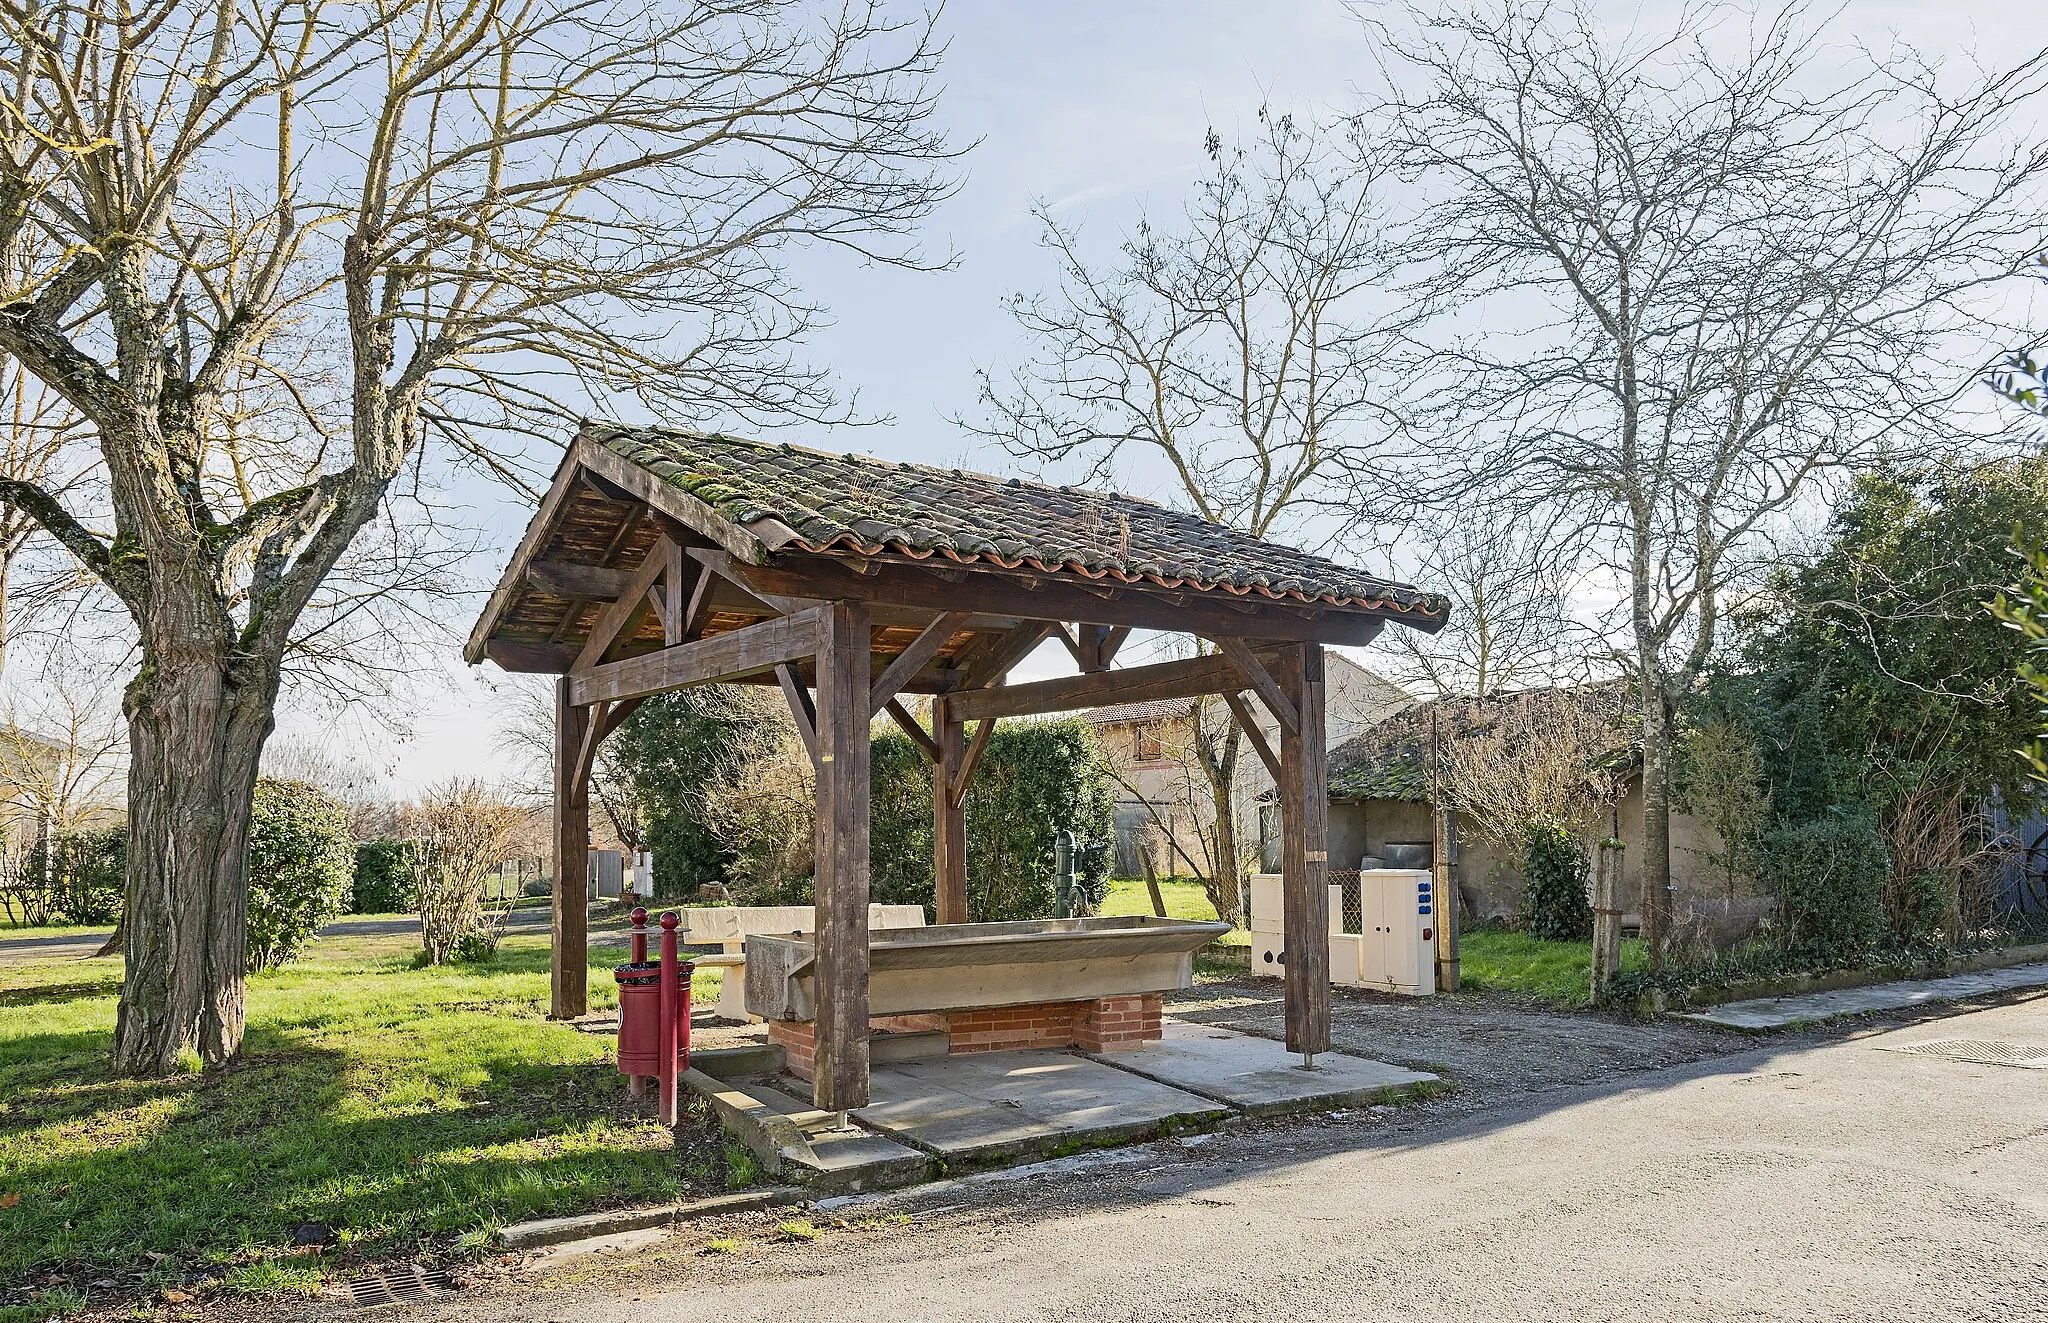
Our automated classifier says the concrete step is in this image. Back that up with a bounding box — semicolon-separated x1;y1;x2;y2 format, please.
870;1028;949;1065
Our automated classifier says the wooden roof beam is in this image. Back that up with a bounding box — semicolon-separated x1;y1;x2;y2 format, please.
947;653;1247;723
569;606;823;706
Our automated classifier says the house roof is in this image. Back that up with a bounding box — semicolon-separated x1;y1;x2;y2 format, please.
1084;696;1192;727
588;425;1448;619
1327;681;1638;803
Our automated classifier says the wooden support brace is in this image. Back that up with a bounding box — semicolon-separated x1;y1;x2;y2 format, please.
777;662;819;766
884;698;940;763
573;539;672;671
551;677;591;1020
1223;690;1282;783
952;717;995;808
1213;636;1298;735
870;611;972;709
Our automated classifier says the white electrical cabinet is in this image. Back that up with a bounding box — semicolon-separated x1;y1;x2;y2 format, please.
1354;869;1436;997
1248;874;1340;977
1247;870;1436;997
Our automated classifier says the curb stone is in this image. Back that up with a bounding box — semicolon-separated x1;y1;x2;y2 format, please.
497;1186;807;1250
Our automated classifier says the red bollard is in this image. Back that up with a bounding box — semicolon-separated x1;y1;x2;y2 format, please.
615;908;656;1100
654;911;695;1127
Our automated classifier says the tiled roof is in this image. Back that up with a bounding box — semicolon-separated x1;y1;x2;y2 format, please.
1328;682;1638;802
590;425;1447;622
1083;697;1194;726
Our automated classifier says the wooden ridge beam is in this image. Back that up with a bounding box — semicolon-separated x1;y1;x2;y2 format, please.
569;606;823;706
946;653;1248;723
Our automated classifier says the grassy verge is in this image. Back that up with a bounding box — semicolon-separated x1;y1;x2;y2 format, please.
0;926;746;1310
1097;878;1250;946
1456;927;1650;1008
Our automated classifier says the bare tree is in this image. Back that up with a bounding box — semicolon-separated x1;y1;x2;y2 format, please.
1096;702;1250;922
0;0;955;1072
1378;2;2048;961
1381;514;1582;699
972;111;1424;922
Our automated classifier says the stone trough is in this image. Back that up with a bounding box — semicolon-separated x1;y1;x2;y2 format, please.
744;916;1231;1077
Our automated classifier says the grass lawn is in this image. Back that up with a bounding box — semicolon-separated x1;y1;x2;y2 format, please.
1097;878;1250;946
0;926;745;1313
1456;926;1650;1008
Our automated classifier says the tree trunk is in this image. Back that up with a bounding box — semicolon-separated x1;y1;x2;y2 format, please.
1191;704;1246;927
110;646;275;1074
1638;684;1673;973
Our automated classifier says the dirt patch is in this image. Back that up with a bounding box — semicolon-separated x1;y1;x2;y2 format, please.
1167;975;1756;1106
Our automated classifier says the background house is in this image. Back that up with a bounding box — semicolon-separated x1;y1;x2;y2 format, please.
1089;652;1410;879
1310;684;1743;935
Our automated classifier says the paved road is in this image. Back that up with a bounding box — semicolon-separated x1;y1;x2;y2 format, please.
397;990;2048;1323
0;906;628;963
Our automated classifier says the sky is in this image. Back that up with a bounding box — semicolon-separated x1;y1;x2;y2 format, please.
309;0;2038;793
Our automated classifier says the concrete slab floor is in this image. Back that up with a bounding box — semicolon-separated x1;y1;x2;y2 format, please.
854;1051;1229;1163
1091;1021;1440;1115
1677;961;2048;1030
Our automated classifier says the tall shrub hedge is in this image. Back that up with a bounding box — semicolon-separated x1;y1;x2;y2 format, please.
1760;811;1888;964
870;718;1115;922
351;838;415;914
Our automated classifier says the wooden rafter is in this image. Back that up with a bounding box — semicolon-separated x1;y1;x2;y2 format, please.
960;621;1054;691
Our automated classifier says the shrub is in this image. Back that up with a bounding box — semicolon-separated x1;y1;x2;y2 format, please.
16;827;128;925
351;838;415;913
247;778;354;972
871;718;1116;923
450;928;500;963
1760;811;1888;964
404;780;522;964
614;686;786;899
1521;820;1591;941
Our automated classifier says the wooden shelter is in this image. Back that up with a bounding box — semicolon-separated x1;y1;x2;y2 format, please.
467;424;1449;1110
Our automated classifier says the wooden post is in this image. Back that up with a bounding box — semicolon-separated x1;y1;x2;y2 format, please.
1590;837;1625;1002
1434;804;1461;992
933;694;968;925
551;676;591;1020
1276;642;1331;1064
813;600;872;1112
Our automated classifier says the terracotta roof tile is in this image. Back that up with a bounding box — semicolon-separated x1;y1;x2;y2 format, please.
590;425;1448;623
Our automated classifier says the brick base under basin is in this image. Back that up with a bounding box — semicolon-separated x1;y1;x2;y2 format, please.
769;997;1163;1081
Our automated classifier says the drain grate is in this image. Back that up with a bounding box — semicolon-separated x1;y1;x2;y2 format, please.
1884;1038;2048;1069
345;1264;458;1308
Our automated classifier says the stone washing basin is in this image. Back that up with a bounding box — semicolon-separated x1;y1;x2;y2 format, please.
743;915;1231;1022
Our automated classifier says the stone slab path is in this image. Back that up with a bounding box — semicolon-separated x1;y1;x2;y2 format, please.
1676;961;2048;1030
1089;1020;1438;1115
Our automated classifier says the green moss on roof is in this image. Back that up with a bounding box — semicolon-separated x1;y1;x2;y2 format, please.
588;424;1448;621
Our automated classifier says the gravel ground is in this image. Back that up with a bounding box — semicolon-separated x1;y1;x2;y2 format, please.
1166;975;1759;1107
